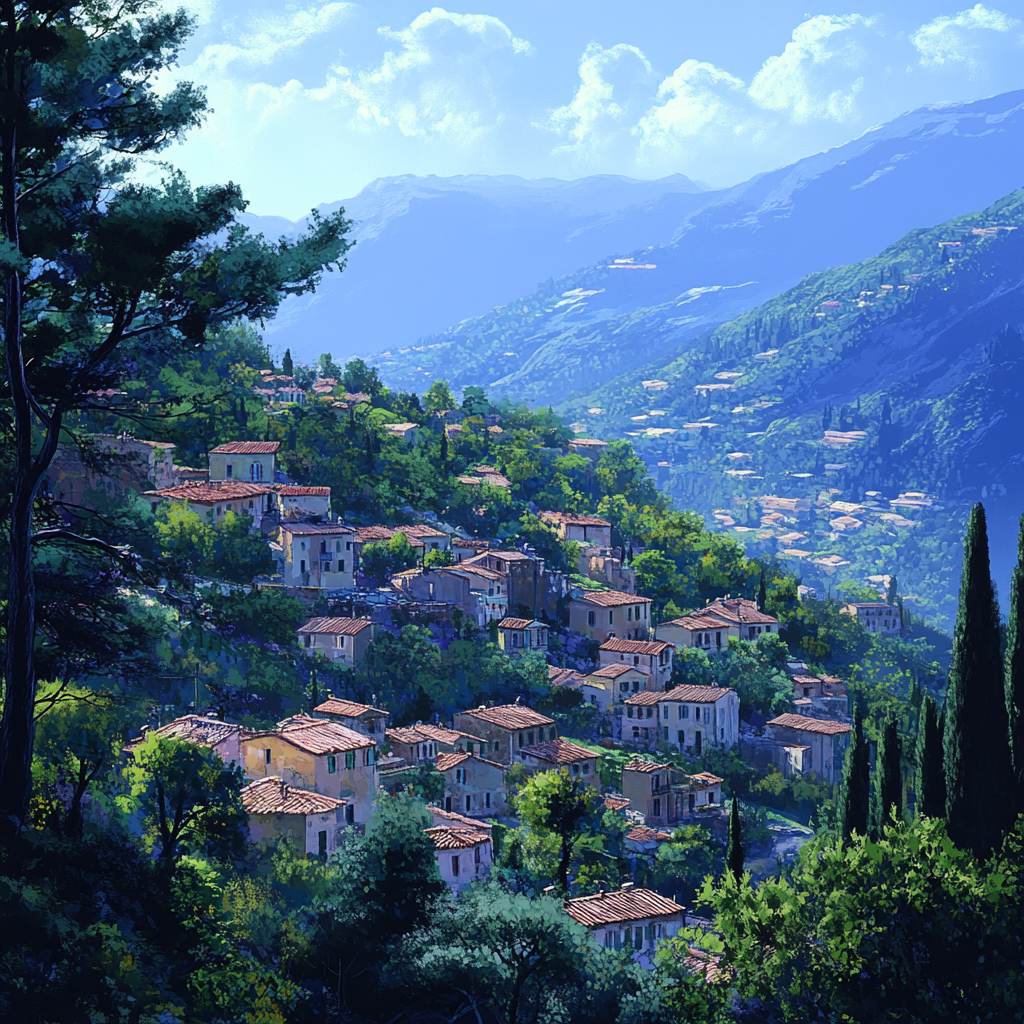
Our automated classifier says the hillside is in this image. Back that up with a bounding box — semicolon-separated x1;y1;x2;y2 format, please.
568;191;1024;625
375;91;1024;406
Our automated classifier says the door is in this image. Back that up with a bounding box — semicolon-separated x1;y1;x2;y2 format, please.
688;793;695;812
694;731;702;755
445;796;452;812
318;830;327;858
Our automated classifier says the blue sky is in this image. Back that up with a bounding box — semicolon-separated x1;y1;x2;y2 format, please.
154;1;1024;217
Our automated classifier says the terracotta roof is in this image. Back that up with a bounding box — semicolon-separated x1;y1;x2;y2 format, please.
458;704;554;730
625;685;730;706
248;716;373;754
601;638;672;656
590;664;643;679
426;826;491;850
211;441;281;454
145;715;250;748
663;613;729;631
792;675;823;685
452;537;489;548
242;776;346;815
541;512;611;528
519;737;598;765
498;617;542;630
386;724;470;746
435;750;504;772
428;805;494;832
298;617;374;636
145;481;271;504
623;759;673;774
578;590;652;608
549;667;586;688
314;698;385;718
276;485;330;496
564;888;683;928
690;772;724;786
356;526;395;542
625;825;673;843
693;598;778;627
443;565;505;583
604;795;630;811
281;523;355;536
767;714;853;736
398;524;448;539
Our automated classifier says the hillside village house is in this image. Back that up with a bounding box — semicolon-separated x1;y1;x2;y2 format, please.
842;602;900;635
273;485;331;520
580;664;647;710
297;617;374;668
208;441;280;483
385;723;483;764
657;597;779;652
383;422;420;445
517;737;600;786
241;776;348;858
242;717;378;825
599;638;674;691
497;617;549;655
623;686;739;755
464;549;559;618
567;438;609;461
540;511;613;548
569;590;653;643
426;824;493;893
276;523;356;589
435;750;507;817
354;524;450;566
312;697;389;737
564;886;684;963
452;537;490;562
763;714;852;785
442;565;508;624
145;480;273;526
621;759;724;828
132;715;252;767
453;705;556;767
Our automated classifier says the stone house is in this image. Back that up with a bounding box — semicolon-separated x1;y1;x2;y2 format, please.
564;885;684;965
145;480;273;527
599;638;674;691
581;664;646;711
567;438;608;462
242;716;378;825
463;550;552;618
621;760;724;829
132;715;252;768
277;523;356;589
312;697;389;737
496;617;549;655
540;511;613;548
383;422;420;445
272;485;331;520
297;617;374;668
241;776;347;857
208;441;279;483
452;537;490;562
569;590;653;643
763;714;852;785
453;704;557;767
842;602;900;635
426;825;493;893
440;565;508;625
622;686;739;755
435;750;507;817
385;723;484;764
516;737;600;786
657;598;779;652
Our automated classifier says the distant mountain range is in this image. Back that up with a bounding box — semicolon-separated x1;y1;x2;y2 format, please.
373;90;1023;405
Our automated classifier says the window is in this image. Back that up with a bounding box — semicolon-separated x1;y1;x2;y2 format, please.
646;707;653;719
485;792;491;808
662;706;669;719
653;798;661;817
632;726;640;738
634;656;640;666
263;748;272;764
475;844;481;864
721;728;725;740
451;855;460;877
627;707;634;719
528;732;534;745
678;705;686;719
465;795;472;812
653;775;660;791
335;635;346;648
346;541;351;550
304;634;313;648
663;727;669;741
608;610;614;625
695;707;701;721
678;730;685;745
587;610;595;627
225;463;233;478
345;804;354;825
363;747;375;766
300;559;306;574
345;751;355;770
620;681;629;693
604;932;614;948
572;763;579;775
632;679;640;692
627;606;632;622
327;755;337;774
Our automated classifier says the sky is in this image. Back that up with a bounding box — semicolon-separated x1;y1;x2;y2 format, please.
152;0;1024;218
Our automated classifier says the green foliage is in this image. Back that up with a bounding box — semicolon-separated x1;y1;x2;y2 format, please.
423;547;454;569
840;707;870;842
726;796;744;883
647;825;718;905
359;531;418;582
915;693;945;819
1007;514;1024;812
424;379;456;411
714;635;793;719
201;587;307;647
874;714;904;831
340;357;384;397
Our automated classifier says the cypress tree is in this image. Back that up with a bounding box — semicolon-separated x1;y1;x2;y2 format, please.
915;694;945;818
944;503;1014;858
757;572;767;612
840;707;870;841
307;667;319;714
440;426;449;470
282;348;294;377
726;796;744;883
1006;514;1024;811
875;715;903;828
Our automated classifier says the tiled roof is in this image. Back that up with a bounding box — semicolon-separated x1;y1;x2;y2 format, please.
519;737;598;765
578;590;652;608
623;759;673;774
398;524;447;539
540;512;611;528
145;481;271;504
211;441;281;454
604;795;630;811
452;537;488;548
625;825;673;843
436;750;504;772
249;716;373;754
601;638;672;656
428;805;494;832
282;523;355;536
242;776;346;815
549;667;585;688
690;772;724;786
458;704;554;730
356;525;395;542
589;664;642;679
386;723;470;746
498;617;541;630
276;485;330;496
298;617;373;636
146;715;250;748
314;698;385;718
425;826;490;850
564;888;683;928
767;714;853;736
443;565;505;583
697;598;779;627
624;685;729;706
663;613;727;631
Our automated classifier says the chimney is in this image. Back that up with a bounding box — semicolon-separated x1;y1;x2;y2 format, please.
620;882;634;891
279;779;288;801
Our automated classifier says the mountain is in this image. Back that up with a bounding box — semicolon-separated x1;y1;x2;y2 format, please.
240;173;708;363
569;190;1024;625
374;90;1024;405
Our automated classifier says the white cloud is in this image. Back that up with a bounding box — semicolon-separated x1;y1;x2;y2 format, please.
911;4;1020;69
748;15;877;123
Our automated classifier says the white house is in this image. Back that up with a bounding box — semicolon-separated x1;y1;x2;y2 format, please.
277;523;356;589
622;685;739;756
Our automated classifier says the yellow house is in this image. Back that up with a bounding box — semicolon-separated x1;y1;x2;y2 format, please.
208;440;280;483
241;776;347;857
568;590;653;643
297;617;375;667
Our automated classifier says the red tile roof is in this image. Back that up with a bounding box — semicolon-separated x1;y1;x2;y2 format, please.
549;667;586;688
435;750;503;772
249;716;373;754
425;826;491;850
519;737;598;765
604;795;630;811
145;481;271;504
276;485;330;496
541;512;611;528
601;638;672;656
690;772;724;786
564;888;683;928
625;825;673;843
211;441;281;454
498;617;542;630
767;714;853;736
578;590;652;608
314;698;385;718
590;664;643;678
281;523;355;536
144;715;250;748
386;724;471;746
625;685;729;706
428;805;494;832
623;759;673;774
242;776;346;815
458;704;554;730
298;617;374;636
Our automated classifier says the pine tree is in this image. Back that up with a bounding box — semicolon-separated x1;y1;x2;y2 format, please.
915;694;945;818
1006;514;1024;812
944;503;1015;858
726;796;744;883
282;348;294;377
840;707;870;842
875;715;903;828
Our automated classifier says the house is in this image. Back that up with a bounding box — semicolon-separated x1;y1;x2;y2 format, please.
568;438;609;462
440;565;508;625
580;664;644;711
564;885;684;963
273;485;331;520
599;638;674;691
383;422;420;445
497;617;549;655
540;512;612;548
621;760;725;829
763;714;853;785
145;481;273;526
463;550;553;618
426;825;493;892
385;723;484;764
435;750;507;817
428;804;494;834
242;716;378;825
569;590;653;643
312;697;389;737
623;825;673;859
622;686;739;755
132;715;251;767
241;776;348;857
277;523;356;589
355;524;451;563
516;737;600;786
297;617;375;668
208;441;280;483
657;598;778;652
452;537;490;562
453;704;557;767
842;602;900;635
